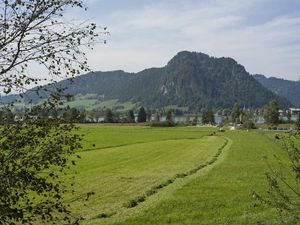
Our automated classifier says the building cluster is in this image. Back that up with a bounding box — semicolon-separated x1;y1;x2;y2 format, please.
279;108;300;116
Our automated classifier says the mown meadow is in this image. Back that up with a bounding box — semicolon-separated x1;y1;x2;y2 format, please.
66;125;294;225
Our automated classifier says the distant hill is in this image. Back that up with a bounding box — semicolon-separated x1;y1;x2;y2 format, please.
253;74;300;107
2;51;291;111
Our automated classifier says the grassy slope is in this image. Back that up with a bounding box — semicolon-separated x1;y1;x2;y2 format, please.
109;131;287;225
65;126;293;225
62;94;191;112
69;127;225;221
78;126;215;150
64;97;136;111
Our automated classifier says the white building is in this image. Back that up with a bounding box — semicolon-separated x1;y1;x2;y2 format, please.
288;108;300;115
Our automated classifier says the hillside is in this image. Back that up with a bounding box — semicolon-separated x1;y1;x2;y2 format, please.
253;74;300;107
2;51;291;111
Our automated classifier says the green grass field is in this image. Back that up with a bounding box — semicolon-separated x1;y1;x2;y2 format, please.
63;95;136;111
67;125;294;225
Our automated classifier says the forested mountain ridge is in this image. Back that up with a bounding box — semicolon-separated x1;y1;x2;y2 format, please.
253;74;300;107
2;51;291;111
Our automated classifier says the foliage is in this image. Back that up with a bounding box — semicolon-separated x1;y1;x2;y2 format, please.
0;0;103;96
0;108;14;124
202;110;215;124
0;0;101;224
264;100;280;125
154;112;160;123
85;108;103;123
254;133;300;224
287;110;292;123
126;110;135;123
104;108;114;123
185;116;191;124
231;103;240;123
146;109;152;122
296;116;300;131
5;106;87;123
254;74;300;107
151;110;175;127
241;111;255;129
2;52;290;110
242;120;255;129
137;107;146;123
151;121;175;127
0;104;84;224
63;106;86;123
166;110;174;123
192;114;198;125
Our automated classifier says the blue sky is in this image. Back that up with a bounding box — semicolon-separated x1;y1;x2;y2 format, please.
77;0;300;80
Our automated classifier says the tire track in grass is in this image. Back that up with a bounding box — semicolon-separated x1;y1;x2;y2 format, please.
122;137;228;209
87;136;231;224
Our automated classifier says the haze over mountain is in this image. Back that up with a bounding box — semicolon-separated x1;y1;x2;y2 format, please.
253;74;300;107
2;51;291;111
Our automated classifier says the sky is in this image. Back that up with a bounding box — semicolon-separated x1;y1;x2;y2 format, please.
75;0;300;81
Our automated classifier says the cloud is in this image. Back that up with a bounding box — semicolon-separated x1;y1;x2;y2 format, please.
85;0;300;80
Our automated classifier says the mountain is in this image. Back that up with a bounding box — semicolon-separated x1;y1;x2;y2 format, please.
2;51;291;111
253;74;300;107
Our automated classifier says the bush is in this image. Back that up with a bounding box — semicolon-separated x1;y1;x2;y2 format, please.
150;121;175;127
242;120;256;129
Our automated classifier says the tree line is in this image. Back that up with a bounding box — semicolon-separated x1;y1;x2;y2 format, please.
3;100;300;130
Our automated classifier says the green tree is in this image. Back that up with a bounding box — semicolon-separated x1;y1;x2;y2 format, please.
86;110;95;123
166;110;174;123
231;103;240;123
254;133;300;224
63;107;81;123
287;110;292;123
154;112;160;122
0;0;101;223
50;108;60;119
127;109;135;123
0;110;86;225
185;116;191;124
78;110;86;123
242;120;255;129
137;107;147;123
240;111;255;129
0;108;15;124
202;110;215;124
91;108;102;123
146;109;152;122
296;116;300;131
104;108;114;123
264;100;280;125
0;1;100;95
192;114;198;125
